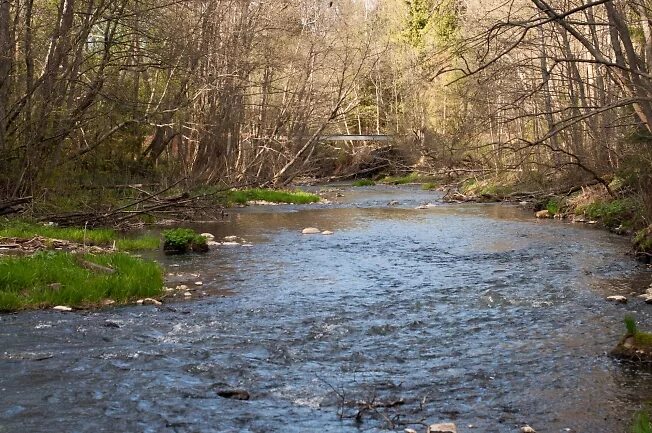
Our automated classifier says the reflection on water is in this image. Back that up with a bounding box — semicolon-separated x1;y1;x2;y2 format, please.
1;185;651;433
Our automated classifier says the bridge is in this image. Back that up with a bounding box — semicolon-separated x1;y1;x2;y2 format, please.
318;134;392;142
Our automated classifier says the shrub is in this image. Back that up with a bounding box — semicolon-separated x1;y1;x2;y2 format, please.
163;228;208;254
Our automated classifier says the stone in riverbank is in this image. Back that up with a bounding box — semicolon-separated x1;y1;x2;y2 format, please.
302;227;321;234
52;305;72;312
606;295;628;304
427;423;456;433
535;209;551;219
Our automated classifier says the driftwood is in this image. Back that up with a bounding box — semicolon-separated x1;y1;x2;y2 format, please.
0;196;32;216
40;179;230;228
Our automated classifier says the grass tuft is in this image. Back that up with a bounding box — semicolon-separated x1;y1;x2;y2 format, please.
625;315;638;335
352;179;376;187
163;228;207;253
224;188;320;205
0;252;163;311
632;412;652;433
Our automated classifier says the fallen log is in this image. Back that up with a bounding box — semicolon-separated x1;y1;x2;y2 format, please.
0;196;32;216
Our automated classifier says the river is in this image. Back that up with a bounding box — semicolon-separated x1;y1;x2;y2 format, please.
1;185;651;433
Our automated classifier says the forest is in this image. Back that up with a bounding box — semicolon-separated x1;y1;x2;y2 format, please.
1;0;651;221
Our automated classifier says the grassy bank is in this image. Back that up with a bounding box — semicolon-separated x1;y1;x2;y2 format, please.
0;252;163;311
222;188;320;205
0;220;160;251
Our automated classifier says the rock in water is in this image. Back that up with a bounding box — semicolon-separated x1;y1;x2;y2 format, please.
535;209;551;219
200;233;215;240
52;306;73;312
521;426;537;433
216;389;250;400
606;295;627;304
428;423;457;433
404;429;417;433
321;230;334;235
223;235;239;242
302;227;321;234
142;298;162;306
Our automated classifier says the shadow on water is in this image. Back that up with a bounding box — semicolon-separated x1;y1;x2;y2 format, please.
1;185;651;433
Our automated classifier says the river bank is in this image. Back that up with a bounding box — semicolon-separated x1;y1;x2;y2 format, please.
1;184;650;433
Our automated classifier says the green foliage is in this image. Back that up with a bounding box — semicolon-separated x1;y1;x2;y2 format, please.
223;188;320;205
0;252;163;311
546;198;562;216
461;178;513;197
634;226;652;253
353;179;376;187
580;198;642;229
402;0;432;47
0;219;159;251
421;182;438;190
632;412;652;433
163;228;207;253
625;315;638;336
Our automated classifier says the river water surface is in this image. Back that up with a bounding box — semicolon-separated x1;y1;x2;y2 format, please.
1;185;651;433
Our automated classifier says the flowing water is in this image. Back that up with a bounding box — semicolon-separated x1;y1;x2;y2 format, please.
1;185;651;433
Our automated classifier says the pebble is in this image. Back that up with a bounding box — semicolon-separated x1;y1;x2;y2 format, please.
176;285;188;291
428;423;456;433
194;281;203;286
184;292;192;297
302;227;321;234
606;295;628;304
404;429;417;433
52;305;73;312
521;426;537;433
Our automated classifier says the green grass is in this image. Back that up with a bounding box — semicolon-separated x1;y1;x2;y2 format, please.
352;179;376;187
578;198;643;229
546;198;563;215
0;220;159;251
632;412;652;433
421;182;438;190
0;252;163;311
625;315;638;335
462;178;514;197
380;173;426;185
623;315;652;347
224;188;320;205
